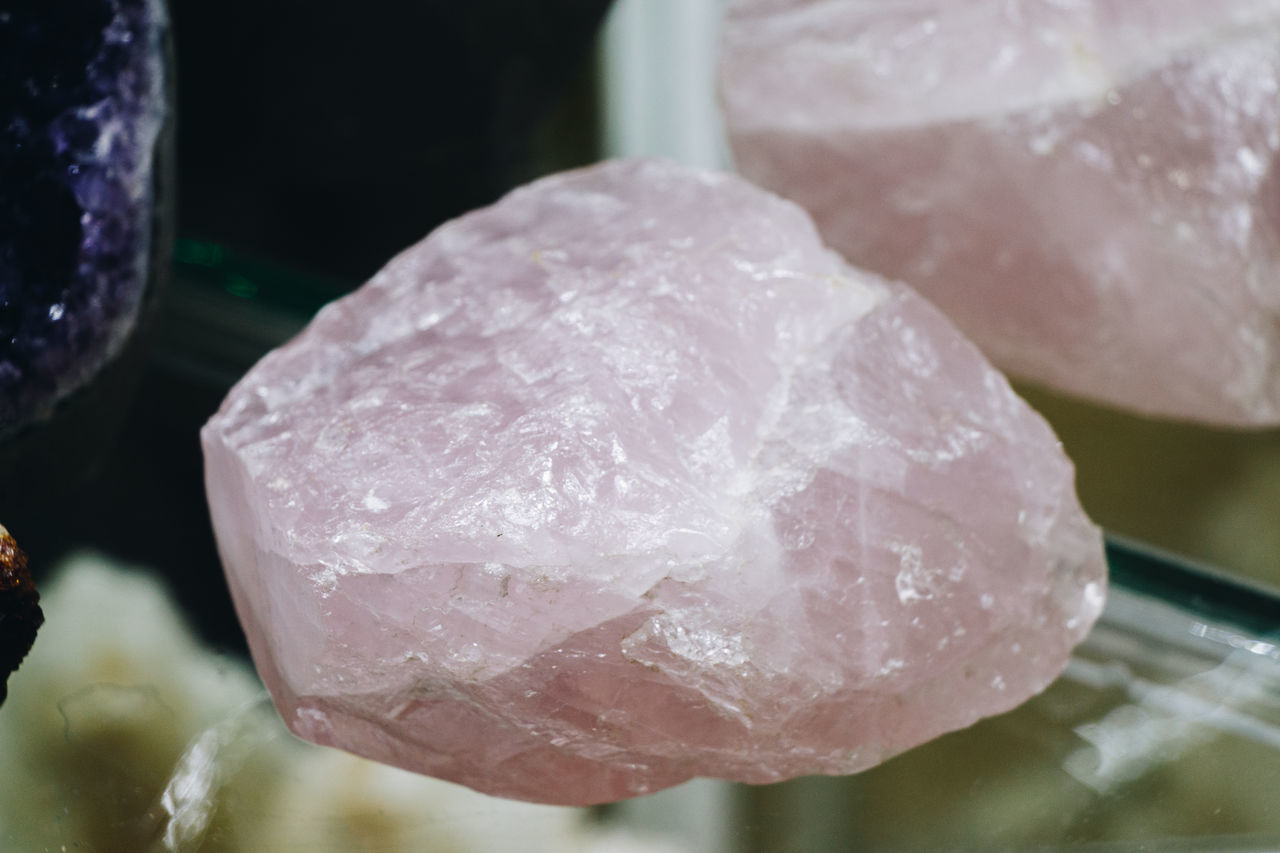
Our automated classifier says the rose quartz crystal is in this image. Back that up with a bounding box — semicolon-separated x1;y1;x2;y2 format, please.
202;159;1106;805
722;0;1280;426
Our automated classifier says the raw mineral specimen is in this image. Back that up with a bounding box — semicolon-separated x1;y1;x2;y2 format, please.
0;0;168;435
0;524;43;707
721;0;1280;426
202;159;1106;805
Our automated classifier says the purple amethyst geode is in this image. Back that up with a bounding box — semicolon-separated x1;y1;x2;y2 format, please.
0;0;168;435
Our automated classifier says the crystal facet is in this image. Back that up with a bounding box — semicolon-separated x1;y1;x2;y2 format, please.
202;159;1106;805
721;0;1280;425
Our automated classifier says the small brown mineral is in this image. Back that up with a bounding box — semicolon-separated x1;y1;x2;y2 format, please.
0;524;43;706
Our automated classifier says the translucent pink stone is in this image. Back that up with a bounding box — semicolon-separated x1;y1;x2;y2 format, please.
201;159;1106;805
722;0;1280;426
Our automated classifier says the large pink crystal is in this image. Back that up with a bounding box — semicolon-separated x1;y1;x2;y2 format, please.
202;159;1105;805
722;0;1280;426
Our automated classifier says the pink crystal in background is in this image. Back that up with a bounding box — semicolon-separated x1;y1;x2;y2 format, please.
202;159;1106;805
722;0;1280;426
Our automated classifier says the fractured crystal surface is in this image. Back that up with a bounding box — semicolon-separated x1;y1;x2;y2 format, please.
202;159;1106;804
722;0;1280;425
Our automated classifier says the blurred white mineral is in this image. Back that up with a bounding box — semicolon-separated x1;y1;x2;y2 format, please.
0;554;685;852
202;159;1106;805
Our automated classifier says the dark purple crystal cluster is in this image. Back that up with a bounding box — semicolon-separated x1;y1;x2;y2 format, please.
0;0;166;435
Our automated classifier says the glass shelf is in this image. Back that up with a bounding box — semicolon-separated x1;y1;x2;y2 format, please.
722;538;1280;852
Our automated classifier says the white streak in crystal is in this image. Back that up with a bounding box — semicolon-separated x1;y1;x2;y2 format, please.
362;491;390;513
892;542;935;604
878;658;905;677
1237;145;1266;178
686;417;734;478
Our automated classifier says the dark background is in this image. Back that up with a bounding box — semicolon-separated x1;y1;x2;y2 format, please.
5;0;612;651
174;0;610;282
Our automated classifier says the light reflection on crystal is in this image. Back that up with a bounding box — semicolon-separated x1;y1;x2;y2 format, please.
203;159;1105;804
